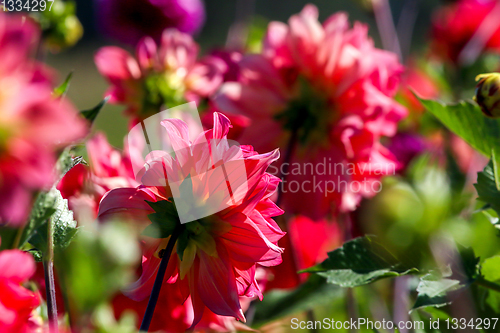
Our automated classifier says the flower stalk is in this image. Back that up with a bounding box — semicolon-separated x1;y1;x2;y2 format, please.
43;216;58;333
139;224;183;332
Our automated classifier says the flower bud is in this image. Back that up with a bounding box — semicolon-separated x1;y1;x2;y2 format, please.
474;73;500;118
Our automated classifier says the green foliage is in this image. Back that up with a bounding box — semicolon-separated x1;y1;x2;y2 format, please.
420;98;500;188
54;71;73;97
413;247;480;310
475;161;500;219
80;97;109;123
142;200;181;238
57;221;140;315
301;236;418;287
252;274;342;327
19;151;85;252
28;189;78;253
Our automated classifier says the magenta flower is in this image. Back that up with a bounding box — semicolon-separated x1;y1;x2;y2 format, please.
95;0;205;45
0;13;87;226
214;5;407;220
0;248;40;333
432;0;500;63
98;112;284;327
95;29;226;120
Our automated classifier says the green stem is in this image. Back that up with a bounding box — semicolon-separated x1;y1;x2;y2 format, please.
44;216;58;333
476;277;500;293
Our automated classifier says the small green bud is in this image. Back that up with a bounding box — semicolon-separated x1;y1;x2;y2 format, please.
474;73;500;118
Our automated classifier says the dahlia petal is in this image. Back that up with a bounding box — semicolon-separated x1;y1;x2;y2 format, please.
97;187;156;223
95;46;141;81
0;250;36;283
196;244;242;320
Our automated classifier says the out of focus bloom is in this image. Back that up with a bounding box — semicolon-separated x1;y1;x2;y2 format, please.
474;72;500;117
99;113;284;327
0;248;40;333
95;29;225;120
399;65;440;114
267;216;340;290
0;13;86;226
215;4;407;219
432;0;500;63
34;0;84;52
95;0;205;45
387;133;426;170
113;270;265;332
57;133;141;219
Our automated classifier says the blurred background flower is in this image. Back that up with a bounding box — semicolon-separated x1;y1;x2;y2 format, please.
94;0;205;45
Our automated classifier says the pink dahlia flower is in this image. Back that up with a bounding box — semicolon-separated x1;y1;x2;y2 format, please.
98;112;285;327
0;13;87;226
95;29;226;120
214;5;407;220
95;0;205;46
432;0;500;63
0;248;40;333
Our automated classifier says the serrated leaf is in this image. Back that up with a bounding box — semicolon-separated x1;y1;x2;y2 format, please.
475;161;500;218
28;189;78;253
18;190;58;248
252;274;342;327
80;96;109;123
420;98;500;188
412;272;463;310
301;236;418;288
54;71;73;97
412;246;480;310
479;256;500;312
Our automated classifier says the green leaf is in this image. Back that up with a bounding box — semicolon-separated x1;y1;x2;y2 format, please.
301;236;418;287
53;71;73;97
479;256;500;312
482;256;500;282
176;229;189;260
412;271;463;310
420;98;500;188
18;190;58;248
412;246;480;310
80;96;109;123
28;189;78;253
475;161;500;218
142;200;180;238
252;274;342;327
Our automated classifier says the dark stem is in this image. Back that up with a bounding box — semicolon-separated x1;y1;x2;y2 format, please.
44;216;58;333
139;225;183;332
476;277;500;293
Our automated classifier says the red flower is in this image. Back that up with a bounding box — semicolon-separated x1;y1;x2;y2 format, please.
0;248;40;333
215;5;406;220
0;13;86;226
99;112;285;328
432;0;500;63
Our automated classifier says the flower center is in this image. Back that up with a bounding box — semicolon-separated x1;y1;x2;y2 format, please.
274;77;333;148
141;71;187;117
